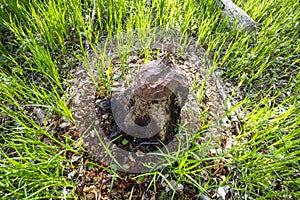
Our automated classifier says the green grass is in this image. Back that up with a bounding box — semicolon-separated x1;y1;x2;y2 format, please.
0;0;299;199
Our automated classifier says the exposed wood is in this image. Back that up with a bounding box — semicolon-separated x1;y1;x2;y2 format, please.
112;57;189;143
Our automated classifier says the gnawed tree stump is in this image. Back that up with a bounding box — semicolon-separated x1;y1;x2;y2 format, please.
111;57;189;143
72;30;235;172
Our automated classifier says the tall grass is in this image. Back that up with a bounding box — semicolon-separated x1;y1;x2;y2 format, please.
0;0;299;199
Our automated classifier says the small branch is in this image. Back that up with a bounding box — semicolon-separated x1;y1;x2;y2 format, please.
212;71;241;135
218;0;258;32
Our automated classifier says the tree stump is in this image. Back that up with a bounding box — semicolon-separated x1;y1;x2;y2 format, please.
111;57;189;143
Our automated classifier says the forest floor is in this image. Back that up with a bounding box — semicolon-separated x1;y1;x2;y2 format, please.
0;0;299;199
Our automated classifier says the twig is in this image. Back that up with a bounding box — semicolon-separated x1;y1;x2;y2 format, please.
217;0;258;32
212;70;241;135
